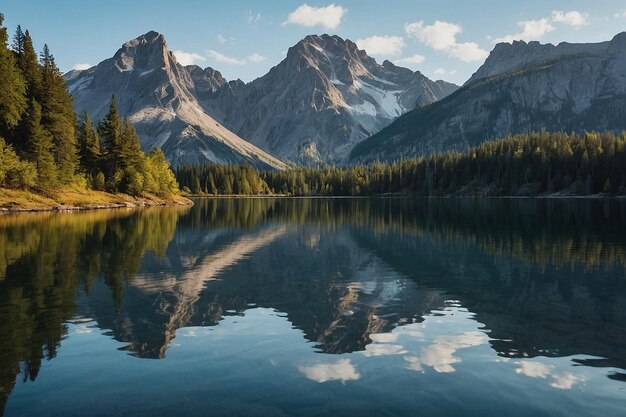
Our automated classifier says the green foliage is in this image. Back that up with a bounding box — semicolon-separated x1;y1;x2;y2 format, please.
0;14;26;135
0;12;180;198
95;98;180;196
178;131;626;197
93;171;105;191
13;28;41;98
175;164;270;195
144;148;180;197
77;112;100;176
0;137;36;188
39;44;78;185
21;98;57;187
98;96;122;177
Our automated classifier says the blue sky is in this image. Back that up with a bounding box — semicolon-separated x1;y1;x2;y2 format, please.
2;1;626;84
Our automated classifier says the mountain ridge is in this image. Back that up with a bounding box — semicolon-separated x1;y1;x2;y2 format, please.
198;33;458;164
351;32;626;163
66;31;458;167
64;31;287;169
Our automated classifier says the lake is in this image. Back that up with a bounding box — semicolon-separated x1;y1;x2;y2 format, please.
1;197;625;416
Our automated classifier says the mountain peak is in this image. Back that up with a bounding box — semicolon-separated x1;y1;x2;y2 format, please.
112;31;172;73
123;30;167;49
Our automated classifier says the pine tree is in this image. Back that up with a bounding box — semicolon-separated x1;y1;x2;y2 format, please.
39;44;78;185
77;112;101;177
15;30;42;98
119;118;144;171
22;98;57;186
0;14;26;137
99;96;122;181
11;25;24;55
12;29;44;155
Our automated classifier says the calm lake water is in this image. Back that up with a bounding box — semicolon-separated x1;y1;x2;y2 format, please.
1;197;626;417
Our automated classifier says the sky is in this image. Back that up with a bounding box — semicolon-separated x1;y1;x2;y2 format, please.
2;0;626;85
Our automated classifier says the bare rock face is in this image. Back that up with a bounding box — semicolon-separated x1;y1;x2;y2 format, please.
65;31;286;169
351;32;626;163
197;34;457;165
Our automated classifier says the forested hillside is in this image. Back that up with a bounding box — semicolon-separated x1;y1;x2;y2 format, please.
177;131;626;197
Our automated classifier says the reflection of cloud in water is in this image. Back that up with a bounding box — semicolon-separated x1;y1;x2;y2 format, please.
405;331;486;373
362;343;407;357
298;359;361;383
515;360;584;390
73;324;93;334
370;333;399;343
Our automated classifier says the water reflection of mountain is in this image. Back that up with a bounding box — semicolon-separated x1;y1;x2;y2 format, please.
81;224;445;358
1;197;626;413
354;229;626;369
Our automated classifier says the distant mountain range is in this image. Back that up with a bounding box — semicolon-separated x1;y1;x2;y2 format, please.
65;32;457;166
66;31;626;167
351;33;626;163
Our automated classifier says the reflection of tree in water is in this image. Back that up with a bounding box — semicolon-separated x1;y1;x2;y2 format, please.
1;197;626;413
0;207;187;412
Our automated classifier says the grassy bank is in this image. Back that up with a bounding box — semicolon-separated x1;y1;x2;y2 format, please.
0;187;192;212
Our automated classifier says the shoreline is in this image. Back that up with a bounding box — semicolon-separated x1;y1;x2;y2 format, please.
184;193;626;200
0;187;193;213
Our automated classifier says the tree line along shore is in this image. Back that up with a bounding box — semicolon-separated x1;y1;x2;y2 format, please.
176;131;626;198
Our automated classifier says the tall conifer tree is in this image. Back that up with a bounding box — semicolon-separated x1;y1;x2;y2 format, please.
22;98;57;186
99;96;122;180
0;14;26;137
77;112;101;177
39;44;78;184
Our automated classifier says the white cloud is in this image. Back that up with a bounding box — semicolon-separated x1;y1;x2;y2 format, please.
433;67;457;76
405;20;488;62
206;50;246;65
217;34;235;44
615;10;626;19
248;10;261;23
298;359;360;383
448;42;489;62
248;52;266;63
395;54;426;66
552;10;589;28
172;50;206;66
370;333;400;343
550;373;585;390
284;3;347;30
516;360;551;378
405;20;461;50
73;323;93;334
356;35;405;56
72;63;92;71
404;331;486;373
493;18;555;43
362;343;407;357
515;360;585;390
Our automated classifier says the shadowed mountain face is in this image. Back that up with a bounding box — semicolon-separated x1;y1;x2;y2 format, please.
1;198;626;416
64;32;286;169
198;34;457;164
351;32;626;163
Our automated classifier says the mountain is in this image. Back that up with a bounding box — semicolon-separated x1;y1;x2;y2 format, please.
198;34;458;164
64;31;286;169
351;32;626;163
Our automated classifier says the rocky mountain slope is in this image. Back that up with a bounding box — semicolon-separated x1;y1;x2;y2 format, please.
65;31;286;169
199;34;457;164
351;32;626;163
